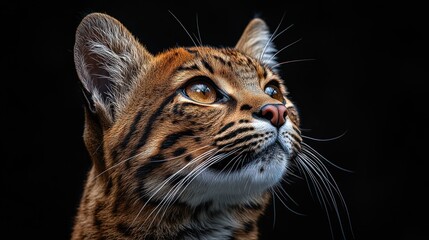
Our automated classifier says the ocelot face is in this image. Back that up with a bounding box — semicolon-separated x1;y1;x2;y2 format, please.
75;13;301;208
120;47;301;205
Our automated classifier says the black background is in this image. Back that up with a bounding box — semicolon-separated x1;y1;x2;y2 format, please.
2;1;428;239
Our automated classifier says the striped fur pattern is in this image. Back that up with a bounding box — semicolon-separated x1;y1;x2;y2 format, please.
72;13;302;239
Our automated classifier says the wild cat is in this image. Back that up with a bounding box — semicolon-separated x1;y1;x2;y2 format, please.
71;12;352;239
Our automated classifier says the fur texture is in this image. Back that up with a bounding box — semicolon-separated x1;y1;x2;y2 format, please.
72;13;301;240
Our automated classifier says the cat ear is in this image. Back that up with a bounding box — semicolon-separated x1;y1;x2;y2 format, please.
74;13;153;123
235;18;278;70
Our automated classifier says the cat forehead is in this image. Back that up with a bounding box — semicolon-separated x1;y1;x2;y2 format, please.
154;46;278;82
140;46;283;96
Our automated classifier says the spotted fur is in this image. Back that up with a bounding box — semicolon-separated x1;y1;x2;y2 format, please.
72;13;302;240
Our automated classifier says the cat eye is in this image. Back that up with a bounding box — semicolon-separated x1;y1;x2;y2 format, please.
264;84;284;102
185;81;217;104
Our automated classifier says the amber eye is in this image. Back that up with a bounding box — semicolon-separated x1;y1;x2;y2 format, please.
185;81;217;104
264;84;284;102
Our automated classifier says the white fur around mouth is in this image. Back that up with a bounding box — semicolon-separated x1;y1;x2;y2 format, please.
182;142;289;206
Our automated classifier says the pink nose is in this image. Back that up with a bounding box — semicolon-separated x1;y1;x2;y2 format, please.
260;104;288;127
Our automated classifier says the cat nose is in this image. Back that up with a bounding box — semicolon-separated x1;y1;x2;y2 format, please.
259;104;287;127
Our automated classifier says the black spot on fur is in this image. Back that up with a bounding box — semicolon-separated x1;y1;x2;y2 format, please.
240;104;252;111
185;155;193;161
173;147;187;156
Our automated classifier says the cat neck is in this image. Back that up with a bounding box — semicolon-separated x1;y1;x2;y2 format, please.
73;168;269;239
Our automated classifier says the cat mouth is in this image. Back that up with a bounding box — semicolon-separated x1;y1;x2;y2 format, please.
208;142;286;172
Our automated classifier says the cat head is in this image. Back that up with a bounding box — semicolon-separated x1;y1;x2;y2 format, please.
74;13;301;206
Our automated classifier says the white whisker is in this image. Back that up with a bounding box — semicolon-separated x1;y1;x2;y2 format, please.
296;148;354;239
146;152;220;229
168;10;199;48
271;58;316;69
272;189;305;216
302;142;353;173
266;38;302;64
132;146;216;228
145;146;236;229
271;192;276;229
302;130;348;142
195;13;203;46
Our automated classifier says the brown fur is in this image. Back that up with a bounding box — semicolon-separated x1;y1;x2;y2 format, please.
72;13;301;240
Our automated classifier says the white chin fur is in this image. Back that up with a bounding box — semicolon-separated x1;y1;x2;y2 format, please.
182;143;290;207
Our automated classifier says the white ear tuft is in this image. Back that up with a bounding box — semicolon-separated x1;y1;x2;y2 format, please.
235;18;278;70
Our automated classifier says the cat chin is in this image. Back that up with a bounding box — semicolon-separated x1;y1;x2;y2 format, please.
181;143;290;206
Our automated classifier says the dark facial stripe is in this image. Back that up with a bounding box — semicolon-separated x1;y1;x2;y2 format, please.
213;55;227;65
115;111;143;165
201;59;214;74
216;133;261;149
120;111;143;150
290;133;302;143
292;125;301;134
161;130;194;149
130;93;176;158
217;122;235;135
177;64;200;72
104;177;112;196
263;67;267;79
215;127;255;143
